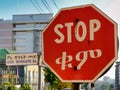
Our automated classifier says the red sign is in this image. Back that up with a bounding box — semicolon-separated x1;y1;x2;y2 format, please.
42;4;118;82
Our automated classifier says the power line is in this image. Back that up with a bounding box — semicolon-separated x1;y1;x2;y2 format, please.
41;0;53;13
31;0;58;13
44;0;53;12
34;0;44;13
16;0;19;14
52;0;59;10
30;0;41;13
41;0;51;13
30;0;42;13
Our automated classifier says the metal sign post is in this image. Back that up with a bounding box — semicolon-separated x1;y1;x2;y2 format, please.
38;53;41;90
72;83;94;90
38;53;47;90
89;83;94;90
72;83;79;90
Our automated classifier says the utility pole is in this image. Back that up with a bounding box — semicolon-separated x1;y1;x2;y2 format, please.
89;83;94;90
33;29;41;90
38;53;41;90
72;83;79;90
72;83;95;90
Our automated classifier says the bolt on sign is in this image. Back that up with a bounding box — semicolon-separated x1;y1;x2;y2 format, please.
42;4;118;82
6;53;38;66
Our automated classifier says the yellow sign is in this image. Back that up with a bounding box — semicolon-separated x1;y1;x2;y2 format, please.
1;74;19;78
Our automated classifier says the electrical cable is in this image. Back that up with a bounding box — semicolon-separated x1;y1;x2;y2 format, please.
30;0;41;13
52;0;59;10
34;0;44;13
44;0;53;12
41;0;52;13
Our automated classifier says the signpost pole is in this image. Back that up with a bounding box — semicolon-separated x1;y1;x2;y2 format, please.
72;83;79;90
38;53;41;90
89;83;94;90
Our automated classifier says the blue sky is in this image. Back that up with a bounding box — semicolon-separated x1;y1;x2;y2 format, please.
0;0;120;80
0;0;115;20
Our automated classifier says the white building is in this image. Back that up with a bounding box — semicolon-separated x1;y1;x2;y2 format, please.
12;14;53;90
13;14;53;53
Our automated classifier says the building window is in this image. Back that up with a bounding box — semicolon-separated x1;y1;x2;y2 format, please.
13;24;16;28
15;38;25;43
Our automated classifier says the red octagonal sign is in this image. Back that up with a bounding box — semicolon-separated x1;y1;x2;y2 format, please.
42;4;118;82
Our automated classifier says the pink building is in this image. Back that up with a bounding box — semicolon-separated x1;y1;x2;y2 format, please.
0;19;13;49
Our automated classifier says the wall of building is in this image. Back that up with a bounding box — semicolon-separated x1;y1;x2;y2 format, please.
12;14;53;90
0;14;53;90
12;14;52;53
115;62;120;90
0;19;13;49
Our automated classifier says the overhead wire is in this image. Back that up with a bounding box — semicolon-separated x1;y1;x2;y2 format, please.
41;0;53;13
30;0;42;13
52;0;59;10
30;0;59;14
16;0;19;14
44;0;53;12
34;0;44;13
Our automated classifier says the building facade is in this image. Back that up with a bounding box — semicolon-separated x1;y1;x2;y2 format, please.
115;61;120;90
0;14;53;90
12;14;53;90
0;20;24;85
0;19;13;49
13;14;52;53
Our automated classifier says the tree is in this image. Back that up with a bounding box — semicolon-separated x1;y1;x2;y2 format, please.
44;68;59;90
19;83;31;90
110;84;114;90
101;84;108;90
44;68;71;90
56;81;71;90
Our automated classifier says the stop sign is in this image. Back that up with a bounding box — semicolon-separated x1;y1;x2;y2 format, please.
42;4;118;82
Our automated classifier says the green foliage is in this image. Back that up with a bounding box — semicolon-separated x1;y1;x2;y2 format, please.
101;84;109;90
110;84;114;90
44;68;71;90
44;68;59;89
19;83;31;90
56;81;71;90
1;82;17;90
2;82;11;86
1;82;10;90
7;86;15;90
